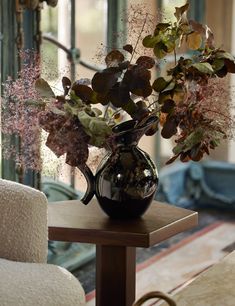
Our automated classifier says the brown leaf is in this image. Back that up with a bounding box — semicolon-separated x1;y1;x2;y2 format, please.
91;67;121;94
161;116;177;138
166;154;180;165
105;50;124;67
187;32;202;50
71;84;93;103
136;56;155;69
224;59;235;73
123;44;133;54
62;76;71;95
180;152;190;162
174;3;189;22
161;99;175;113
189;20;205;35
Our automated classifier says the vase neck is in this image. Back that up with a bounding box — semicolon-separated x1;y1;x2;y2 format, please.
111;115;158;148
113;130;142;147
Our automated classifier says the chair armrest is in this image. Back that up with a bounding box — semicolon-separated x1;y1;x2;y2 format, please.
0;179;48;263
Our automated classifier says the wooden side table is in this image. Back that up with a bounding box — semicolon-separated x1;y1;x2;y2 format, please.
48;199;198;306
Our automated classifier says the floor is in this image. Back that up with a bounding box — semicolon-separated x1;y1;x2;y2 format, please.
72;208;235;305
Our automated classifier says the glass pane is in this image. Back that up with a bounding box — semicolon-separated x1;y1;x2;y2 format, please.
76;0;107;78
162;0;187;19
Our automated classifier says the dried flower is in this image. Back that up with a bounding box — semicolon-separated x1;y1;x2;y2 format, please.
2;3;235;171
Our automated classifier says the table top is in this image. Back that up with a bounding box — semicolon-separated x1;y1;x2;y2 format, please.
48;199;198;248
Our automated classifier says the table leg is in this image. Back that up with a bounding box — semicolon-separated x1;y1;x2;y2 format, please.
96;245;136;306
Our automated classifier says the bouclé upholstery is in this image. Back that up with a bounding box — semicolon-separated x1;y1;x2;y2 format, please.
0;179;85;306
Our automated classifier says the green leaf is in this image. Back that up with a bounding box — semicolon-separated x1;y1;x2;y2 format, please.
183;129;204;151
164;39;176;53
35;78;55;98
89;118;112;135
191;62;214;74
154;22;171;35
142;35;160;48
77;111;112;147
215;51;235;61
172;143;185;155
121;99;138;116
87;91;109;105
152;77;170;92
69;90;84;106
24;99;46;107
77;110;92;129
162;81;175;93
91;107;102;116
212;58;224;71
153;41;168;59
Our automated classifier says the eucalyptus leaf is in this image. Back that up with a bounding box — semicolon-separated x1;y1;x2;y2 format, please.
154;22;171;35
153;41;168;59
164;39;176;53
162;81;175;93
91;67;121;94
172;143;185;155
136;56;155;69
142;35;160;48
161;116;178;138
105;50;124;67
77;110;93;129
215;51;235;61
183;129;204;151
212;58;224;71
91;107;102;116
174;3;189;22
62;77;71;95
72;84;94;103
191;62;214;74
152;77;170;92
187;32;202;50
224;59;235;73
35;78;55;98
123;44;133;54
161;99;175;113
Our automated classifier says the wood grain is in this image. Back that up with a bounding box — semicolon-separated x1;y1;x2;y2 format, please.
96;246;136;306
48;199;198;247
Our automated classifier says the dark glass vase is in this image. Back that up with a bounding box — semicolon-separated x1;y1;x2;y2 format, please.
79;116;159;219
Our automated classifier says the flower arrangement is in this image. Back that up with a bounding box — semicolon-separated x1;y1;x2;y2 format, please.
2;3;235;171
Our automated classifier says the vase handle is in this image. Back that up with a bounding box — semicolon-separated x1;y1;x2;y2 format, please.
77;164;95;205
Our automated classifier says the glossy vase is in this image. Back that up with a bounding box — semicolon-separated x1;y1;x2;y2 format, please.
79;116;159;219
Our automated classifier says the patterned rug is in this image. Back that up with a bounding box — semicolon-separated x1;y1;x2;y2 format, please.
84;218;235;305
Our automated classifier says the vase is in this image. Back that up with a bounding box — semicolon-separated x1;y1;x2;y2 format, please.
79;116;159;219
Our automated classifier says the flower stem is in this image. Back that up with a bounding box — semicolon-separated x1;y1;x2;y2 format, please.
130;13;148;63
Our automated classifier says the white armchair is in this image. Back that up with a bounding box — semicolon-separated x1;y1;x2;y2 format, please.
0;179;85;306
